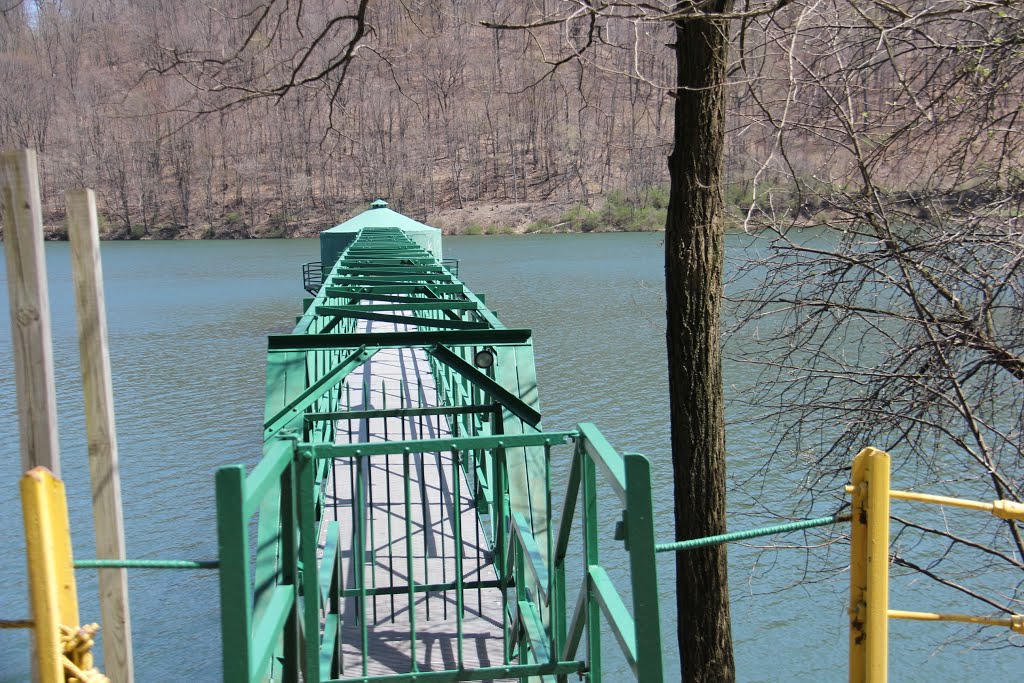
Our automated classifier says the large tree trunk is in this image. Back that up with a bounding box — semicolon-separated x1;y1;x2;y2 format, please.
665;8;736;683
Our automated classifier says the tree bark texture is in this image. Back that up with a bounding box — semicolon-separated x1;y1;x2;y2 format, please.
666;9;736;683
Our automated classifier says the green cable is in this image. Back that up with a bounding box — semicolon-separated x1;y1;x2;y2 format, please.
654;513;850;553
74;559;219;569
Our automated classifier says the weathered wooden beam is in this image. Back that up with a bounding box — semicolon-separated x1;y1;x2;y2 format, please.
0;149;60;475
66;188;135;683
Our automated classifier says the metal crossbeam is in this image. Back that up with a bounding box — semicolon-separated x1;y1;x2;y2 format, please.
268;329;532;351
427;343;543;427
310;308;490;330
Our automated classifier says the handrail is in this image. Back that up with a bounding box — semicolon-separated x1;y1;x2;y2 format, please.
250;586;292;681
847;447;1024;682
511;512;550;605
303;261;323;295
243;437;294;517
550;428;664;682
442;257;460;276
576;422;627;503
216;435;312;683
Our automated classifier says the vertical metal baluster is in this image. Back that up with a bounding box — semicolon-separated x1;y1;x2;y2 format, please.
404;451;419;672
583;452;602;680
356;454;368;676
344;371;355;662
346;383;353;441
415;383;431;620
347;436;356;522
386;384;398;622
449;407;460;623
476;450;483;615
369;382;382;624
390;378;406;622
439;442;448;619
331;440;338;520
494;445;508;665
421;450;431;621
452;447;464;668
545;442;555;662
363;379;370;429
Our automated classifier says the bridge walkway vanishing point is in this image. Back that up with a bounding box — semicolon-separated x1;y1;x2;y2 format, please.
214;222;665;683
326;317;507;676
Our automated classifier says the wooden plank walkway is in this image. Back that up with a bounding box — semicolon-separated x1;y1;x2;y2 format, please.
321;315;509;678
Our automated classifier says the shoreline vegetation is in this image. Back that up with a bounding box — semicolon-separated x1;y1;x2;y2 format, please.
4;183;998;241
9;185;840;241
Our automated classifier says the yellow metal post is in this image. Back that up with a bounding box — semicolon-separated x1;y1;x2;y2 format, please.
21;466;81;683
865;448;890;681
849;450;868;682
849;447;890;683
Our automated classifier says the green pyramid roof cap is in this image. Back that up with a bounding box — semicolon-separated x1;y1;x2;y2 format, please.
323;202;440;235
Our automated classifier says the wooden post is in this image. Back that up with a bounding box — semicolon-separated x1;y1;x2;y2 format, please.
0;149;61;476
66;188;135;683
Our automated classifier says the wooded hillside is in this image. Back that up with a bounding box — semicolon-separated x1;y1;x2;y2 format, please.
0;1;682;238
1;1;1019;239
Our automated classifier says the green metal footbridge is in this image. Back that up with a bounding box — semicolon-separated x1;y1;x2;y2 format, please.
216;204;665;682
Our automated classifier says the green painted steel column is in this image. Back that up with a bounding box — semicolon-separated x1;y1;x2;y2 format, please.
582;447;602;682
298;452;322;682
624;454;664;682
494;444;510;665
216;465;252;683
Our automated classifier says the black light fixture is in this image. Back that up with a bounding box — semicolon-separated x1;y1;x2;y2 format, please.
473;346;496;369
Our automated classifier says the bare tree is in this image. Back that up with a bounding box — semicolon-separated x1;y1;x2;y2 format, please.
665;4;737;680
729;0;1024;635
488;0;1024;666
484;3;742;679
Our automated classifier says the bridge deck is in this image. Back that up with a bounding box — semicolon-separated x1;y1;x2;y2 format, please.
322;317;508;677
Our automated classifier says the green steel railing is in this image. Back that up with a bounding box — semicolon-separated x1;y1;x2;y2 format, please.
214;226;664;682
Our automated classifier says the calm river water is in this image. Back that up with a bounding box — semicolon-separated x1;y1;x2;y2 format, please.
0;234;1018;681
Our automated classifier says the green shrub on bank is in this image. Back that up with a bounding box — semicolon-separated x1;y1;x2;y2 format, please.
561;189;668;232
462;222;514;235
525;218;552;233
560;204;602;231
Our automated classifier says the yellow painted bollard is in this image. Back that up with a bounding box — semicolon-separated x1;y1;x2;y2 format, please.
22;466;80;683
848;448;890;683
21;466;109;683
